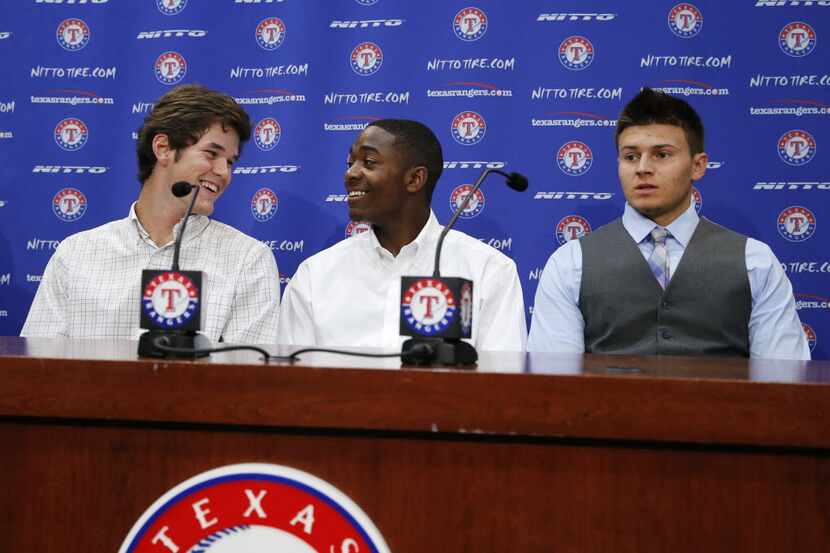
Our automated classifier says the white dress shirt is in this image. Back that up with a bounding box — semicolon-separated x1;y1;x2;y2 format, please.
278;211;527;352
21;204;280;344
527;203;810;360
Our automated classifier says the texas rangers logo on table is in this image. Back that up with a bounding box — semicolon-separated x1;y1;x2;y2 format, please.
156;0;188;16
451;111;486;145
155;51;187;85
142;272;200;329
557;141;593;176
56;18;90;51
559;36;594;71
254;118;281;151
350;42;383;76
556;215;591;245
779;22;816;57
450;184;485;219
778;130;816;166
345;220;371;237
401;278;458;335
453;7;488;41
256;17;286;50
668;3;703;38
53;187;87;222
251;188;279;222
54;118;88;151
777;206;816;243
118;463;390;553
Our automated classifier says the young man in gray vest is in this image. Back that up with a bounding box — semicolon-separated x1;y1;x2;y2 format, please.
527;88;809;359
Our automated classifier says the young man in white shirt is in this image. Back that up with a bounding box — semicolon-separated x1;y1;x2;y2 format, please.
22;84;280;344
278;119;527;351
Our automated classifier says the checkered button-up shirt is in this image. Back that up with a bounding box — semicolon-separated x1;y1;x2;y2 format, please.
21;204;280;345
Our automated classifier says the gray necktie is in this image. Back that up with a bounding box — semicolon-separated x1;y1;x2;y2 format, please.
647;227;670;289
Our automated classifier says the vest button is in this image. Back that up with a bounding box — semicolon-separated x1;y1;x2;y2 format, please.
661;300;671;309
661;329;673;340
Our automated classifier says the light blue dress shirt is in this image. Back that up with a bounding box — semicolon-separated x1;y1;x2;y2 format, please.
527;203;810;360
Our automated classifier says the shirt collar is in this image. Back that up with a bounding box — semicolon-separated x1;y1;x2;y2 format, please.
127;201;210;248
366;210;442;259
622;200;699;248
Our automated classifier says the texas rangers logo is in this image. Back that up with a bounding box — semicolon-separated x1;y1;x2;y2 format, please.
802;323;817;352
451;111;486;145
256;17;286;50
556;215;591;245
251;188;279;222
118;463;390;553
142;272;199;328
402;279;457;335
450;184;485;219
780;22;816;57
558;36;594;71
691;186;703;213
350;42;383;76
453;7;488;41
156;0;187;16
254;118;281;151
52;187;87;222
345;220;372;237
777;206;816;242
778;130;816;166
668;3;703;38
54;118;88;151
56;18;91;51
155;51;187;85
557;141;593;176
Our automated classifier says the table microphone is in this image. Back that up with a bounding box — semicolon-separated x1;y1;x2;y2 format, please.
137;181;210;358
400;169;528;366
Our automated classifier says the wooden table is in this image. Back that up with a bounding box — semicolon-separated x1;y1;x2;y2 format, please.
1;337;828;552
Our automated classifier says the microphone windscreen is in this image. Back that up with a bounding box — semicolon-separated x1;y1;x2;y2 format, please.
506;172;529;192
171;181;194;198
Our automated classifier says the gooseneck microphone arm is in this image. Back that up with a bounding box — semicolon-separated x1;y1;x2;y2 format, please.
433;169;528;278
170;181;199;272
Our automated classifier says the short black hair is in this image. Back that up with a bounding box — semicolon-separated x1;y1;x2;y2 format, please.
616;88;704;155
136;84;252;184
367;119;443;200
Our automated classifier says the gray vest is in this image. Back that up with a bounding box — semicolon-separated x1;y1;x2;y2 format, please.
579;217;751;357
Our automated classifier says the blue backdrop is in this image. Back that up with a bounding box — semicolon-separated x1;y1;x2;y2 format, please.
1;0;828;358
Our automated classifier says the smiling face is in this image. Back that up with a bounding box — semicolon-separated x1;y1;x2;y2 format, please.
344;125;421;227
617;123;708;227
163;122;240;216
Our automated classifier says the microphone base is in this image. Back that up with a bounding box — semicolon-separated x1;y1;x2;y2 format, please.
137;330;211;359
401;337;478;368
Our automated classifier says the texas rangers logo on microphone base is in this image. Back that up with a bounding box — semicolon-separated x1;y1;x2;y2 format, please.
254;118;281;151
56;18;91;51
778;129;816;166
450;184;485;219
451;111;486;145
155;51;187;85
54;118;89;151
453;7;488;41
251;188;279;222
156;0;188;16
556;215;591;245
402;278;458;336
256;17;286;50
142;271;200;329
780;21;816;57
118;463;391;553
53;187;87;222
777;206;816;242
559;36;594;70
350;42;383;76
557;141;593;176
668;4;703;38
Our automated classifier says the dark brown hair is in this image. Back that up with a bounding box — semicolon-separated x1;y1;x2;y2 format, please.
616;88;704;155
136;84;252;184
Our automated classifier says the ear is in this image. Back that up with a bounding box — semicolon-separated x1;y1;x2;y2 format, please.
152;133;173;167
404;165;428;194
690;151;708;182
